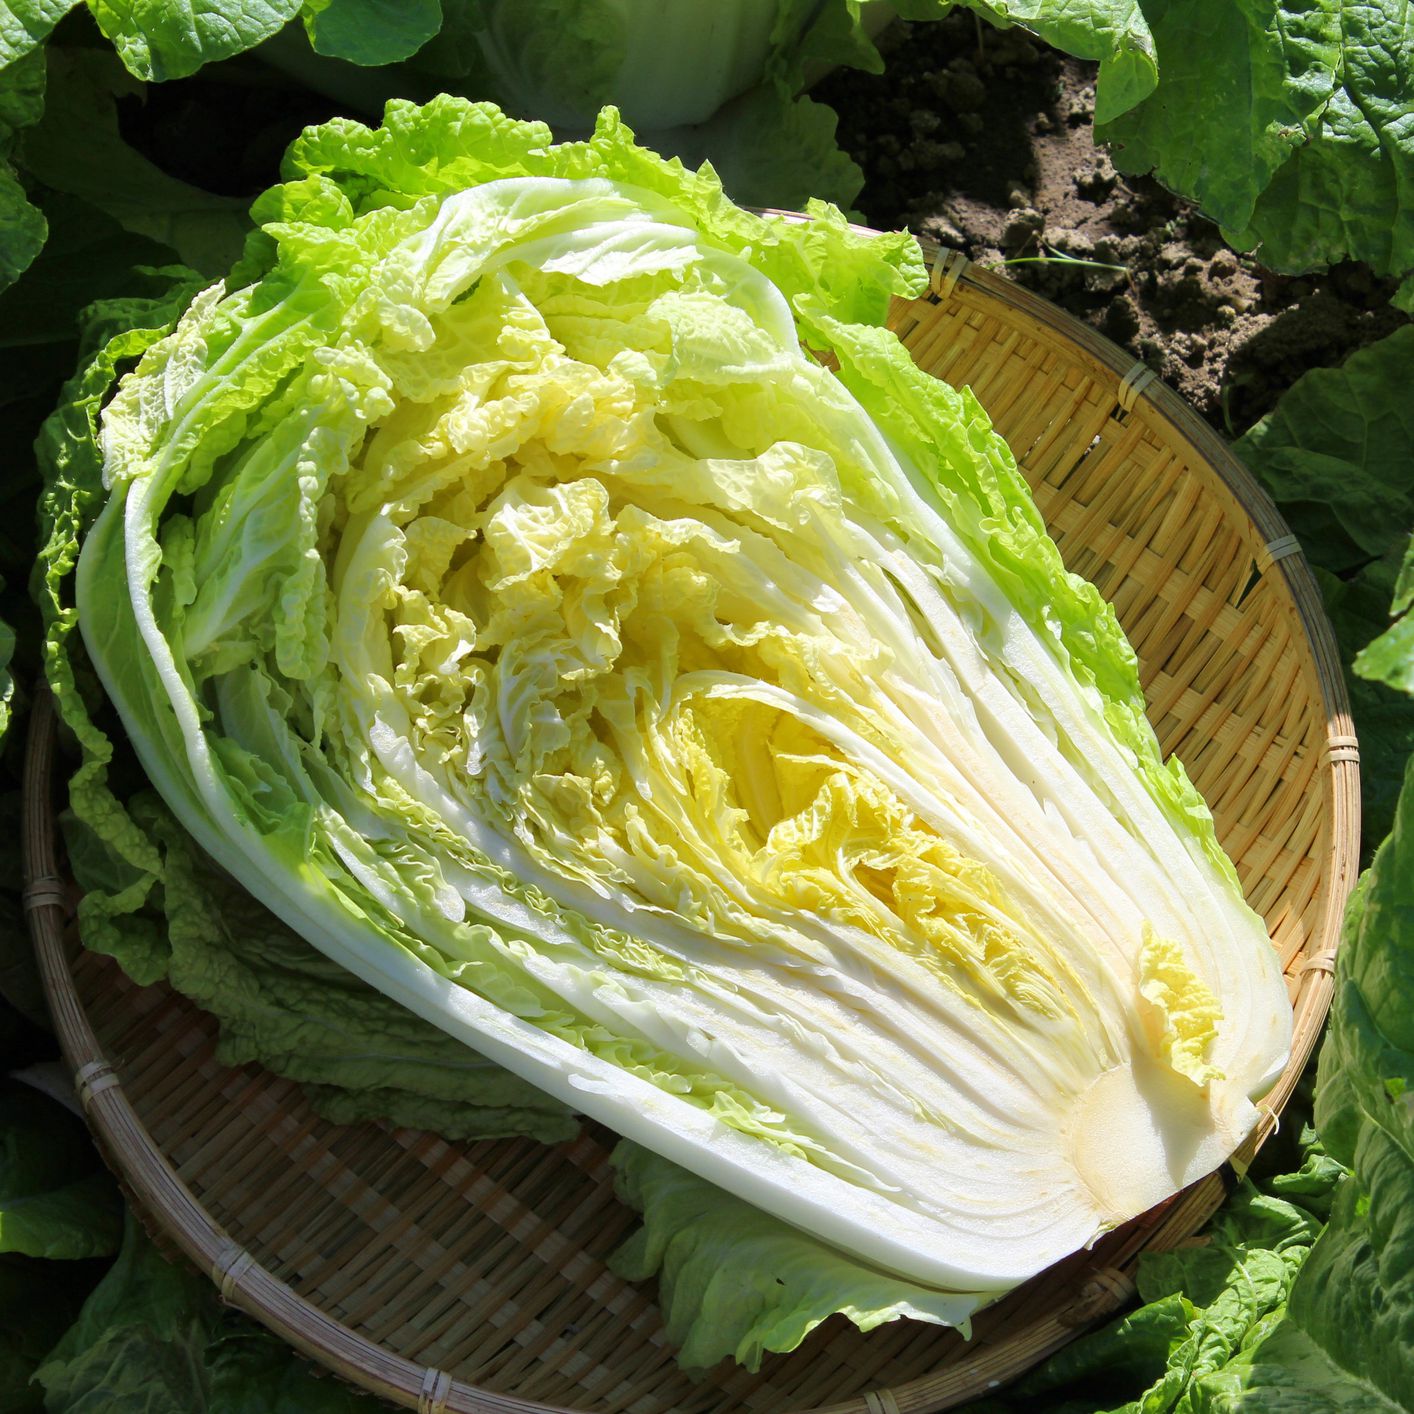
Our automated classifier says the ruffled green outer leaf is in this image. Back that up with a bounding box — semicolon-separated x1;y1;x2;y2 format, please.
33;274;207;983
1102;0;1414;280
278;99;922;327
609;1140;975;1371
33;275;576;1146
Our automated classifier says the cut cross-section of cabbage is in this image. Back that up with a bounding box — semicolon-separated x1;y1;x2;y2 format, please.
76;104;1291;1308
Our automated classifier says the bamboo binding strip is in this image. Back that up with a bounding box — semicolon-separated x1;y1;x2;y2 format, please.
26;241;1359;1414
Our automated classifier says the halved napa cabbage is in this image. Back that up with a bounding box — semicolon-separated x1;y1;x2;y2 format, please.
75;102;1291;1309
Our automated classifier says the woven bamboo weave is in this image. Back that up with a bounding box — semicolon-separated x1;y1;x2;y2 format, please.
25;244;1359;1414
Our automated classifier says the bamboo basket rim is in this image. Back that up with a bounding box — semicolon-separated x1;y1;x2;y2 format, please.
23;242;1360;1414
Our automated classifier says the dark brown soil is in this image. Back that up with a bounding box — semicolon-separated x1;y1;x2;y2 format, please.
816;12;1409;436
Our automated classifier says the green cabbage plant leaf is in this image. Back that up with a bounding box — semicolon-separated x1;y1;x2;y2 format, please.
1236;325;1414;846
0;0;79;68
0;1084;122;1262
1171;757;1414;1414
302;0;443;67
0;47;45;293
1284;754;1414;1411
35;1212;385;1413
1101;0;1414;281
63;99;1290;1310
85;0;306;82
0;598;11;745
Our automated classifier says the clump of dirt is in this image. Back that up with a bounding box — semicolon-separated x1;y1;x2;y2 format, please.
816;12;1408;434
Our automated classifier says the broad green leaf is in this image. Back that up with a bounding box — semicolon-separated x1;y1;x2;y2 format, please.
1235;327;1414;574
0;1255;104;1413
0;48;46;292
200;1326;392;1414
1353;536;1414;696
0;1172;122;1262
1312;553;1414;854
1233;1;1414;278
1191;1314;1405;1411
1100;0;1340;239
0;35;43;132
1316;774;1414;1178
0;163;42;291
85;0;304;81
36;1219;239;1414
36;1214;385;1413
0;1086;122;1261
1234;328;1414;847
302;0;441;66
1195;758;1414;1411
1102;0;1414;280
0;0;81;66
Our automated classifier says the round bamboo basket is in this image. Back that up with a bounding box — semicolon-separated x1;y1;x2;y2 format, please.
25;244;1359;1414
